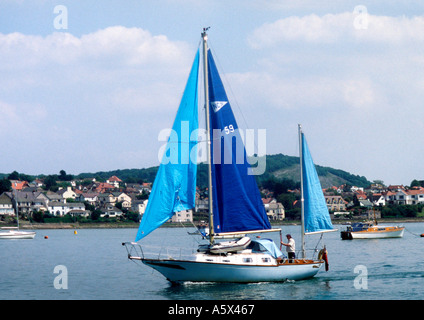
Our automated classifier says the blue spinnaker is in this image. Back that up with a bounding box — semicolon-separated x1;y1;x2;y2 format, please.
301;133;334;234
135;51;199;242
207;50;271;234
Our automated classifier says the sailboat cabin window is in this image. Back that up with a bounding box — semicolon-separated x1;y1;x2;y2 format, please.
243;258;253;263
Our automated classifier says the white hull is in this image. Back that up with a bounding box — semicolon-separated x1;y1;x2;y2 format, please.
350;228;404;239
140;253;322;283
0;230;36;239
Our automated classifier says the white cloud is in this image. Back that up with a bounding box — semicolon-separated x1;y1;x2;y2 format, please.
0;26;190;69
248;13;424;47
0;26;194;174
231;13;424;185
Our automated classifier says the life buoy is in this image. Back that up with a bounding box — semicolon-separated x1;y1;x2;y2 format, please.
318;247;329;271
318;249;324;260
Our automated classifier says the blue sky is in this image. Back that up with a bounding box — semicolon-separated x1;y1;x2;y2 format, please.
1;1;424;186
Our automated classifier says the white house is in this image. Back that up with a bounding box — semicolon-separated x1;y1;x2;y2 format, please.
402;188;424;205
265;202;285;220
98;192;131;208
131;199;148;214
76;192;99;206
57;186;77;200
170;209;193;223
0;193;14;216
106;176;122;188
384;189;424;205
370;194;386;206
100;205;123;217
48;202;85;216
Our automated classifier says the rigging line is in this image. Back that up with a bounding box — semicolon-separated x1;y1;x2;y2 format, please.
404;227;421;237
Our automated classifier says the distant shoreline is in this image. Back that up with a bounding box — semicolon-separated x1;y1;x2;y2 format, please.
10;217;424;230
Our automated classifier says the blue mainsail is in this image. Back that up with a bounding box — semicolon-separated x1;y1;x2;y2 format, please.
301;132;334;234
207;50;271;234
135;50;199;242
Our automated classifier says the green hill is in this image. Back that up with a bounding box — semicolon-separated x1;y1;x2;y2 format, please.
251;153;371;189
3;153;371;191
89;153;370;189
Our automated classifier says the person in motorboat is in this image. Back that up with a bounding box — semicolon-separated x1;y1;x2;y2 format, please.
281;234;296;263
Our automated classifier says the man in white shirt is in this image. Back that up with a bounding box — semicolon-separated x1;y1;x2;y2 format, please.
281;234;296;263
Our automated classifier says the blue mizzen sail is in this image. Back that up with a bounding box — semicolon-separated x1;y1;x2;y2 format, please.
207;50;271;234
135;50;200;242
301;132;334;234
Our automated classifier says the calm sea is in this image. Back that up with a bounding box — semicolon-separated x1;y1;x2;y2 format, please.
1;222;424;301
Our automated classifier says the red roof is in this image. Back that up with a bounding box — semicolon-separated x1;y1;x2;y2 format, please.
10;180;28;190
108;176;122;182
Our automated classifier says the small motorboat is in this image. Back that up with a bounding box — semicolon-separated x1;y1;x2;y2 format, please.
341;222;404;240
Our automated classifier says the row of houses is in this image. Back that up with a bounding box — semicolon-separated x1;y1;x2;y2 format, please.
4;174;421;223
368;186;424;206
1;175;288;223
0;176;152;219
337;184;424;207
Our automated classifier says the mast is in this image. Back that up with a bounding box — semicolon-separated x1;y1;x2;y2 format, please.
202;28;215;244
298;124;305;258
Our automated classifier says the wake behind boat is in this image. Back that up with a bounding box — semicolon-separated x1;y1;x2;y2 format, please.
123;29;335;283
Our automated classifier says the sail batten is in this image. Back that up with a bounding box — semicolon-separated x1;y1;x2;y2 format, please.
135;50;200;242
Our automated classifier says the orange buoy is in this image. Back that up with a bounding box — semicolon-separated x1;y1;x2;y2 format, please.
420;234;424;237
44;235;49;239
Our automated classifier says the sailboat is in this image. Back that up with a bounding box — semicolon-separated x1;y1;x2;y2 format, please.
123;29;335;283
0;190;36;239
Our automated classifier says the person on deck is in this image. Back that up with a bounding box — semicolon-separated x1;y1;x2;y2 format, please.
281;234;296;263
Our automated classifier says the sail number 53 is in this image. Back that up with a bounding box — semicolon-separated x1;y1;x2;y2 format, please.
224;124;235;134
